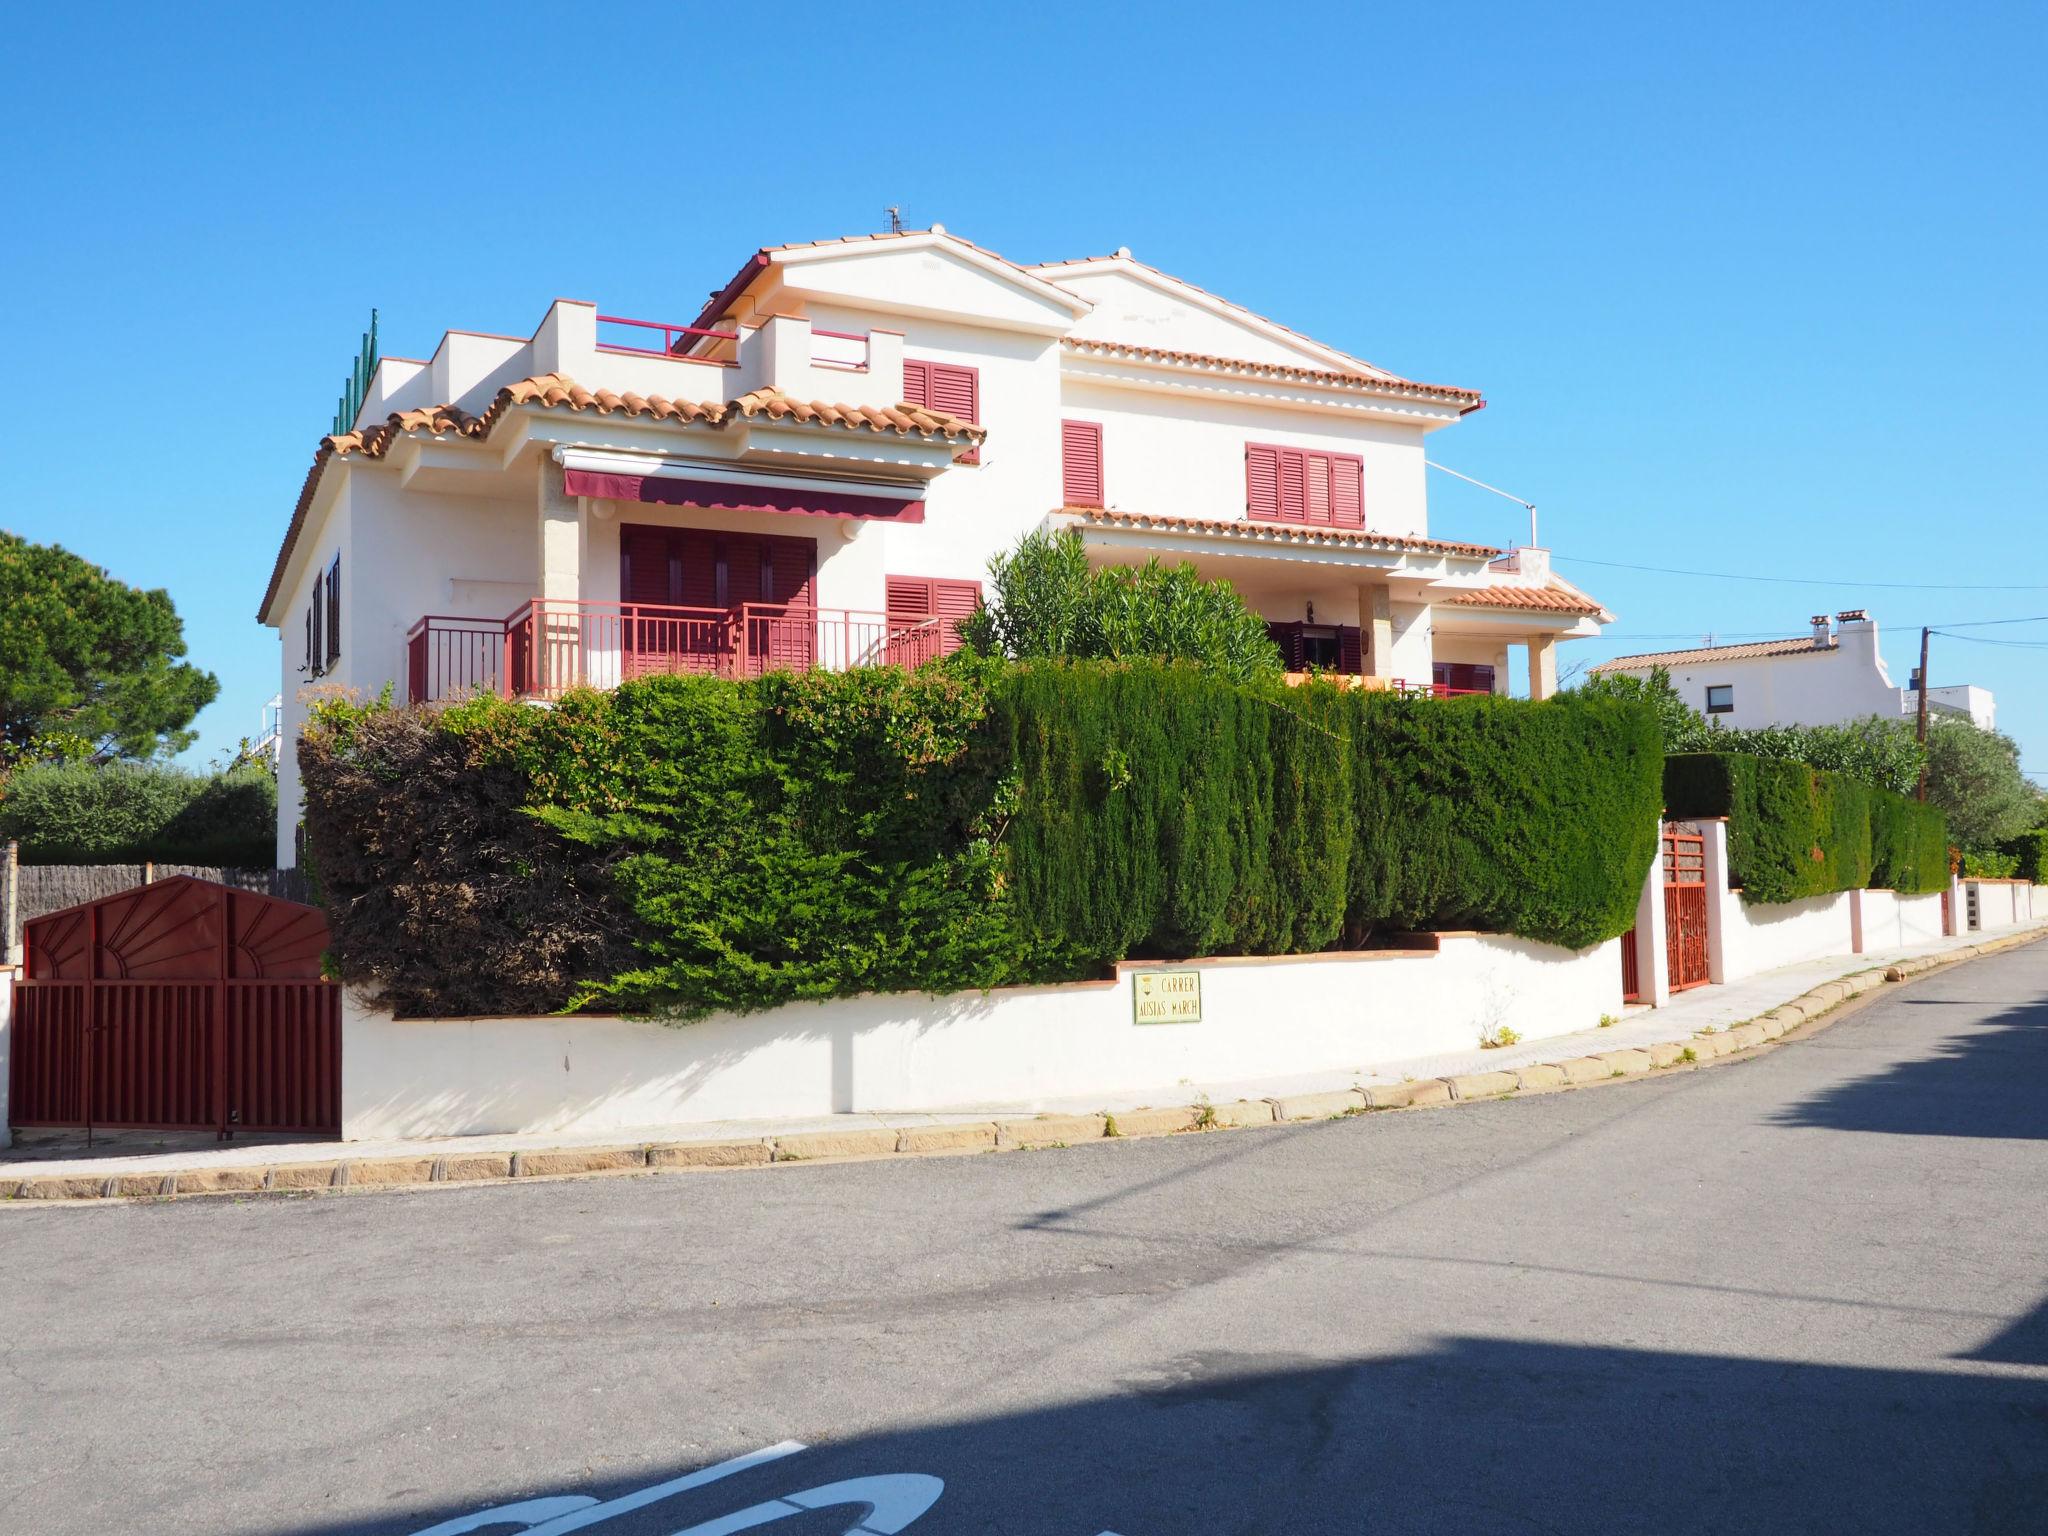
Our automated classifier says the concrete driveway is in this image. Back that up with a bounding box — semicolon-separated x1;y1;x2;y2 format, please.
2;944;2044;1534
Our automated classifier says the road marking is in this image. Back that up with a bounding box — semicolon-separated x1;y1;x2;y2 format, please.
408;1441;806;1535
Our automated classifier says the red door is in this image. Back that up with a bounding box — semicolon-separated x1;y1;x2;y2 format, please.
1663;826;1711;990
620;526;815;676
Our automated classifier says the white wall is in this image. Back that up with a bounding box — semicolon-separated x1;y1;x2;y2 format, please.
1965;879;2029;932
0;967;12;1137
1851;889;1947;953
341;933;1622;1140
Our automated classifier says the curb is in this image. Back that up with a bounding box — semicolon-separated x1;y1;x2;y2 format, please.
7;926;2044;1206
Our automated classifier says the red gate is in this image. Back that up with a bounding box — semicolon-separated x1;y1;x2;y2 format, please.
1619;923;1642;1002
1664;825;1711;991
8;877;339;1137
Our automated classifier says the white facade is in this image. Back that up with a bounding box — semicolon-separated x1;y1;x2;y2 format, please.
1595;610;1995;732
261;229;1615;864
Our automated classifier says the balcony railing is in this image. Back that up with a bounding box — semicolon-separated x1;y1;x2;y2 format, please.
406;600;949;704
594;313;740;364
1280;673;1494;698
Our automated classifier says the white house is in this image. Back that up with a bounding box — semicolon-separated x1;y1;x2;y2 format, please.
1594;610;1995;732
259;227;1614;864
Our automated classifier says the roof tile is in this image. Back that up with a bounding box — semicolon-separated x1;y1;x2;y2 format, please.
1436;583;1607;615
1594;637;1835;670
1063;506;1500;560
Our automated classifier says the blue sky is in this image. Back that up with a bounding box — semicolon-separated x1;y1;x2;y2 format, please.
3;2;2042;777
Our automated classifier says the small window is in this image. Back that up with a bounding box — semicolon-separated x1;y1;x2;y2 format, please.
1061;420;1103;506
1705;684;1734;714
325;554;342;668
903;357;981;463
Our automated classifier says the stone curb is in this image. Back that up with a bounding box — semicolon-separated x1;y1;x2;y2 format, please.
8;927;2044;1206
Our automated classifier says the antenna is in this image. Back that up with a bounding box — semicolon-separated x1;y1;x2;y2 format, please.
886;205;904;234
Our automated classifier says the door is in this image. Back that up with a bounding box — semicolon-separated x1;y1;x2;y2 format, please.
1663;826;1711;990
619;526;817;676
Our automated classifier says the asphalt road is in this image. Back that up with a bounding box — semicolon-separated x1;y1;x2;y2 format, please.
3;944;2046;1535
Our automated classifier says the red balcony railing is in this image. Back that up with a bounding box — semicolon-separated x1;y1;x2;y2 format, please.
406;600;949;704
594;313;740;363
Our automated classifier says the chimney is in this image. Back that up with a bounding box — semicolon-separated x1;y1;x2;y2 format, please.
1809;614;1831;649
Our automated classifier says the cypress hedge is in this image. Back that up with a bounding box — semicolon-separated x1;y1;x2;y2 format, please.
0;759;276;866
302;663;1663;1018
1665;752;1945;901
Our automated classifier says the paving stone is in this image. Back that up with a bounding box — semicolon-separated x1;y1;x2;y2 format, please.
1723;1024;1767;1052
895;1123;998;1154
1269;1090;1367;1121
1207;1099;1276;1128
514;1147;648;1177
1445;1070;1519;1100
1555;1057;1614;1085
172;1167;269;1194
1597;1049;1655;1076
1512;1063;1567;1091
1645;1041;1690;1068
770;1128;901;1162
441;1153;516;1181
268;1163;340;1190
995;1114;1108;1149
1106;1106;1201;1137
1360;1080;1452;1109
646;1141;771;1169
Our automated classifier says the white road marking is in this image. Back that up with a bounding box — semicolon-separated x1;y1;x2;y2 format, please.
406;1441;806;1535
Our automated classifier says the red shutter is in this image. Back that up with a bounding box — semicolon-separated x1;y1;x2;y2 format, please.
1246;445;1281;520
1061;420;1103;506
1277;450;1307;522
1338;626;1363;675
622;525;677;606
309;572;324;675
923;362;979;464
901;359;932;409
326;554;342;665
1304;454;1332;526
933;578;981;656
888;575;980;663
1266;621;1304;670
767;537;816;609
1331;454;1364;528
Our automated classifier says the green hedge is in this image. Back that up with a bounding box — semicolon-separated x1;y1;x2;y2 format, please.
303;663;1663;1018
1665;753;1946;901
0;760;276;866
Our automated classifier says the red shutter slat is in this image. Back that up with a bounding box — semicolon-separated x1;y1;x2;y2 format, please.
886;576;935;618
768;537;815;609
901;359;932;409
1061;420;1103;506
1246;444;1281;521
927;363;977;422
1332;454;1364;528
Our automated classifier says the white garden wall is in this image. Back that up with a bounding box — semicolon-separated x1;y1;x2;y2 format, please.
0;967;13;1135
1964;879;2031;933
341;933;1622;1141
1850;889;1947;954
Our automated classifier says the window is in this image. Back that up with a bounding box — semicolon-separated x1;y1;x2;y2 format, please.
886;575;982;665
1061;420;1103;506
1245;444;1365;528
308;569;325;678
324;554;342;668
903;358;980;463
1432;662;1496;696
1266;621;1363;675
1705;684;1734;714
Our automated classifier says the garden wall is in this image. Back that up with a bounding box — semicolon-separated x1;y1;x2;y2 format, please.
1964;879;2033;933
1850;889;1947;953
340;932;1623;1140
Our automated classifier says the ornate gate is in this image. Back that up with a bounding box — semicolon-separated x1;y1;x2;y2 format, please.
1664;825;1711;991
8;877;339;1137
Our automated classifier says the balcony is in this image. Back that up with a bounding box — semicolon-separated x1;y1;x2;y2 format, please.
405;600;950;705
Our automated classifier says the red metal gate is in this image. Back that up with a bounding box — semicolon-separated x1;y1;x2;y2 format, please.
1620;924;1642;1002
8;877;339;1137
1664;825;1711;991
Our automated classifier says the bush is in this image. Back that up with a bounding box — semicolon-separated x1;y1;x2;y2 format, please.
1665;753;1946;901
1923;717;2036;853
1346;690;1663;949
960;529;1282;683
0;759;276;865
302;666;1664;1018
1996;827;2048;883
1961;848;2020;879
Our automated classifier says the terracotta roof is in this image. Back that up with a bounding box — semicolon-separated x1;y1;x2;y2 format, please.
1061;337;1484;410
1435;583;1607;616
1061;507;1500;560
261;375;981;620
1593;637;1834;670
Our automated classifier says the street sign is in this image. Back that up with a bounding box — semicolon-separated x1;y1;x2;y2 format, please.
1132;967;1202;1024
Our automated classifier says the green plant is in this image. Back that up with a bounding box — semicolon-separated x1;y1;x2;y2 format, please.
1102;1113;1121;1138
1922;717;2037;853
1191;1097;1218;1130
0;532;219;763
1680;1047;1698;1063
1961;848;2021;879
1480;1025;1521;1049
1997;826;2048;883
959;529;1282;683
1598;1013;1618;1028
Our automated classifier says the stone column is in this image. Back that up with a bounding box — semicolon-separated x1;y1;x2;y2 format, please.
1696;817;1734;984
1634;822;1671;1007
535;461;586;694
1528;636;1559;700
1360;583;1396;682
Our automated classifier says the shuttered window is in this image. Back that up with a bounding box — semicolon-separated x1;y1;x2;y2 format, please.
1245;443;1366;528
886;575;982;664
1266;621;1364;675
325;554;342;667
1061;420;1104;506
308;571;325;677
903;358;980;464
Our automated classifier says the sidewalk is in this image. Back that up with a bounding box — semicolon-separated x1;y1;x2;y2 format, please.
6;920;2043;1192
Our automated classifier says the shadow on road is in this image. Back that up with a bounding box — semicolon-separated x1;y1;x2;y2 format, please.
257;1334;2048;1535
1770;989;2048;1141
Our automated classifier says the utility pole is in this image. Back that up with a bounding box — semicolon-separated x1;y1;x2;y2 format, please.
1915;626;1932;801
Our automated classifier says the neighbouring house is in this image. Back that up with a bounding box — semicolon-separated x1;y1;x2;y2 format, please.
258;227;1615;865
1593;610;1996;732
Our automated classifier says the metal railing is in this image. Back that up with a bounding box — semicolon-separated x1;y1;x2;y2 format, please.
406;600;949;703
594;313;741;363
810;327;870;371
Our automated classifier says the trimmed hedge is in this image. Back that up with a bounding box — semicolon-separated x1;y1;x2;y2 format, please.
1665;752;1946;901
0;760;276;866
303;663;1663;1018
